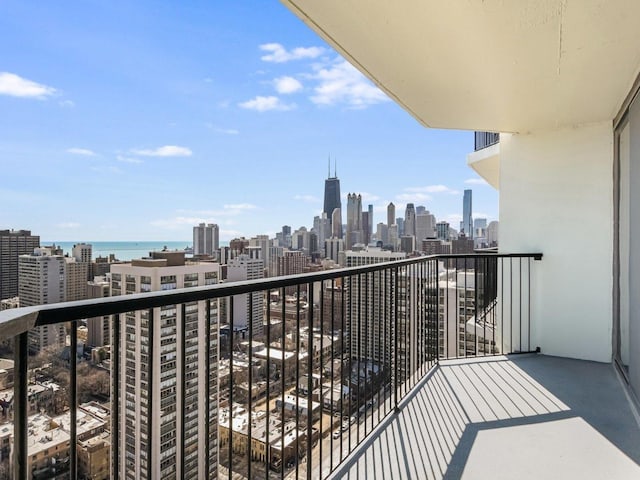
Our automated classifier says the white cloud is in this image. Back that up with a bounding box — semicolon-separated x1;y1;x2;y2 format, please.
131;145;192;157
0;72;57;99
91;165;123;175
150;205;258;233
223;203;257;211
396;193;432;203
274;76;303;94
116;155;143;164
294;194;320;203
56;222;80;229
360;192;381;202
67;147;96;156
206;124;239;135
465;178;489;186
309;59;389;108
447;214;463;224
238;95;295;112
405;185;460;195
260;43;325;63
58;99;75;108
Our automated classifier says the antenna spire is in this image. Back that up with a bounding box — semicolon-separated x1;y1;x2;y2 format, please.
328;155;331;178
334;158;337;177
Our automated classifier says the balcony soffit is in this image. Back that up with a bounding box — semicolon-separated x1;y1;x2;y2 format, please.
282;0;640;133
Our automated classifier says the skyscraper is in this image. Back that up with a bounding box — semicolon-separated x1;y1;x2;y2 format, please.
416;211;436;242
463;189;473;238
387;202;395;228
404;203;416;237
193;223;219;256
111;252;220;478
0;229;40;300
368;204;374;237
331;209;342;238
323;161;342;238
346;193;363;249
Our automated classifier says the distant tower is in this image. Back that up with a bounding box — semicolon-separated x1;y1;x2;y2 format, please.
323;158;342;238
463;189;473;238
368;204;374;237
346;193;363;249
331;208;342;238
193;223;219;256
0;229;40;300
387;203;395;228
404;203;416;237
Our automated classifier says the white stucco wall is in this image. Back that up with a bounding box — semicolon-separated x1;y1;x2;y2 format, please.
499;122;613;363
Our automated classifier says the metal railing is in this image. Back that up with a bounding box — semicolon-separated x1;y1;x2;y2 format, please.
0;252;541;479
474;131;500;151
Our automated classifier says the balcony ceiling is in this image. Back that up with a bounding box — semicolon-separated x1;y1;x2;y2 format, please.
282;0;640;133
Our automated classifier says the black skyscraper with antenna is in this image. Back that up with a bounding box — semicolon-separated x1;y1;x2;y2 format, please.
323;157;342;238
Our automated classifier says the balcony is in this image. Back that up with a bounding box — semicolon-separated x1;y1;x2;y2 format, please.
1;252;639;479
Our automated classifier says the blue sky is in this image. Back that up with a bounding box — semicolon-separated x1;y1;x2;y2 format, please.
0;1;497;242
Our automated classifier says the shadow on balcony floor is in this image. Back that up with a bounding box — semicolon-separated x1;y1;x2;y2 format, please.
331;355;640;480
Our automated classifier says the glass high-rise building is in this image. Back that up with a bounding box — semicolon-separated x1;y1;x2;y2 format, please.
463;189;473;238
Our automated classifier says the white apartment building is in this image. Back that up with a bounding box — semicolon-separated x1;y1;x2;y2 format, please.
227;253;264;337
111;253;220;479
193;223;219;256
72;242;92;264
18;248;66;353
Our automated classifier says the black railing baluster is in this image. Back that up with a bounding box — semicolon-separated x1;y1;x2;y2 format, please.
180;303;186;477
347;274;352;454
356;273;361;445
295;284;300;480
319;282;324;479
248;293;253;480
528;258;532;352
228;298;234;480
280;287;285;480
147;307;154;478
112;313;120;479
501;258;504;354
205;301;211;479
306;281;313;480
13;331;28;480
376;269;382;426
339;276;346;464
266;292;271;479
71;319;78;479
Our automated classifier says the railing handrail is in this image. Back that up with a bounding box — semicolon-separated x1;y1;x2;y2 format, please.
0;252;542;341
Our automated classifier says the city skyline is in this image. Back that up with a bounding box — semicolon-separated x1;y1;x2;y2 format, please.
0;1;497;242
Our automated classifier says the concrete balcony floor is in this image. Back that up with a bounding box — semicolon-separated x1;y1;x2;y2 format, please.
331;354;640;480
